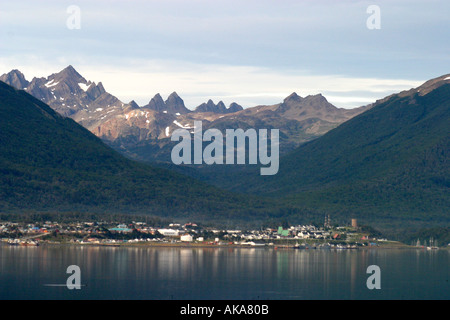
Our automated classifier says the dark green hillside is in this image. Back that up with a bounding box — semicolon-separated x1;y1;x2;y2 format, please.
236;80;450;226
1;75;448;231
0;81;274;222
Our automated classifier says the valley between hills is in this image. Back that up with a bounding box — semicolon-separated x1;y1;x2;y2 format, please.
0;68;449;240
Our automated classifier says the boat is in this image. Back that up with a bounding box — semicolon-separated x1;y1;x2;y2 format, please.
7;239;20;246
426;238;439;250
20;240;39;246
319;243;331;250
335;244;358;250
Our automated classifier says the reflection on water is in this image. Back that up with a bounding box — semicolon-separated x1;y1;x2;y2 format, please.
0;245;448;300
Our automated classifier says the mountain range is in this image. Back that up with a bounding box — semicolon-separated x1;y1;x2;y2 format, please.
0;80;277;223
0;67;448;232
217;74;450;229
0;66;370;163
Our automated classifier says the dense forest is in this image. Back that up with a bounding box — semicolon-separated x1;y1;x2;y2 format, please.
0;80;448;236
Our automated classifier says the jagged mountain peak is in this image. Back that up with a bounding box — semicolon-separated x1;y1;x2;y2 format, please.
276;91;354;123
307;93;326;99
165;92;190;114
167;91;181;99
128;100;140;109
1;66;377;162
64;64;76;72
150;93;164;102
0;80;248;217
195;99;216;113
95;81;105;92
146;93;166;112
0;69;29;89
144;91;190;114
1;66;125;119
194;99;243;114
38;65;91;97
284;92;330;104
216;101;227;113
166;91;184;106
284;92;303;103
52;65;85;83
283;92;331;107
153;93;163;99
303;93;331;106
3;69;26;79
227;102;244;113
8;69;23;75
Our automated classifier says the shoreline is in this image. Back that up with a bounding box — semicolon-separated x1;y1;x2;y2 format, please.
3;239;442;250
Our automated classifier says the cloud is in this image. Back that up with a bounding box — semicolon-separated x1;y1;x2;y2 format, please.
63;59;426;108
0;0;446;109
0;55;423;109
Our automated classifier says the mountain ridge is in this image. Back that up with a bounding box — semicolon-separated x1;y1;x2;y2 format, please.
1;66;370;163
0;80;278;223
217;75;450;228
0;71;448;231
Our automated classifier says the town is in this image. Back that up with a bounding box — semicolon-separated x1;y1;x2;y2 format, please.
0;217;400;249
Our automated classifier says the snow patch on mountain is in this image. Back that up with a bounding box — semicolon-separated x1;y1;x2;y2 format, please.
45;80;59;88
78;82;91;91
173;120;193;129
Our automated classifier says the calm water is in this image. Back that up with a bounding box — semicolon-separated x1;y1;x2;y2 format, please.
0;244;448;300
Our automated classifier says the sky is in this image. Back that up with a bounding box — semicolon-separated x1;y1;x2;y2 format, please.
0;0;449;109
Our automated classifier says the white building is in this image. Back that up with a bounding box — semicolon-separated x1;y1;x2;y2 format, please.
157;228;180;237
180;234;193;242
297;231;310;239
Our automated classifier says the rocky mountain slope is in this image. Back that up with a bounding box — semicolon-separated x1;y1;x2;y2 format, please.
223;74;450;228
0;80;277;222
1;66;371;163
